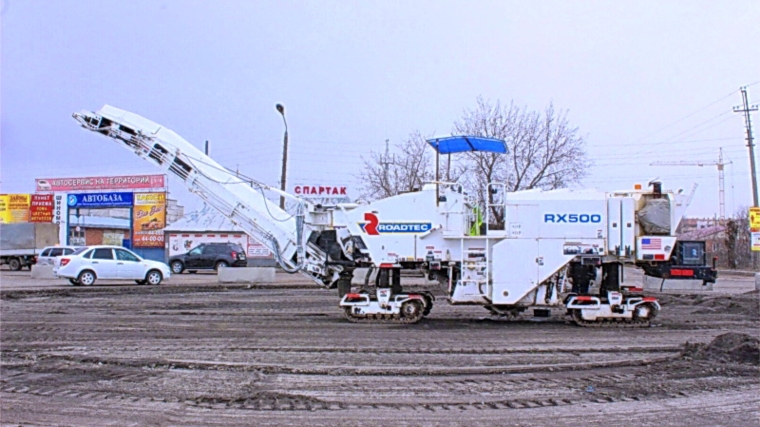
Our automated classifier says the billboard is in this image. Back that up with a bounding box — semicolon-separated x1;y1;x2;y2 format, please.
67;192;134;208
750;207;760;232
133;193;166;248
0;194;31;223
0;195;8;223
30;194;54;223
36;174;165;192
293;184;348;197
292;184;351;204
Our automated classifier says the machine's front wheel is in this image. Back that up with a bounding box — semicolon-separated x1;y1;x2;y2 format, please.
633;303;658;322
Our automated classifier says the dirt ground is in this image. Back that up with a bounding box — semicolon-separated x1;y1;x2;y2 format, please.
1;268;758;427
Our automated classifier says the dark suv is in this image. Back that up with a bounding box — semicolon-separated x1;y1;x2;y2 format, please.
169;243;247;274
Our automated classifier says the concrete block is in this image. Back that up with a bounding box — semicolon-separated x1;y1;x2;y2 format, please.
217;267;275;284
642;275;712;291
31;265;57;280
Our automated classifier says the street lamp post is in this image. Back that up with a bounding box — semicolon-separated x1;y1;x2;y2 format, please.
276;104;288;210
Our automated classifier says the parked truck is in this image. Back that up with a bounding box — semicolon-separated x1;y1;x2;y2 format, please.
0;223;60;270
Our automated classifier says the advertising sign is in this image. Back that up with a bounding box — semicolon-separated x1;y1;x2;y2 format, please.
133;193;166;248
67;192;134;208
0;194;31;223
0;195;8;224
292;184;351;204
750;207;760;232
293;184;348;197
752;232;760;252
36;174;165;192
53;193;68;244
30;194;54;223
247;241;273;258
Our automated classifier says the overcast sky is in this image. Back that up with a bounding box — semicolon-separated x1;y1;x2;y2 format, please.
1;0;759;218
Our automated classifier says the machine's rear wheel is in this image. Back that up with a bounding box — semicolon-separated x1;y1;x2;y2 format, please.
422;295;434;316
571;309;586;324
400;300;424;322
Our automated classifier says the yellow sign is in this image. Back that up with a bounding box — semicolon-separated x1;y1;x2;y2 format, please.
0;194;30;223
0;195;9;224
750;207;760;232
133;192;166;247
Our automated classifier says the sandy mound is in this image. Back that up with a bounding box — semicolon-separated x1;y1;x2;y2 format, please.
682;332;760;365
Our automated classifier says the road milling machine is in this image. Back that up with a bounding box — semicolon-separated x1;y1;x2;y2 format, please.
72;105;717;326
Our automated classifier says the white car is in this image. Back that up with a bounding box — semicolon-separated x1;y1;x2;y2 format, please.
37;245;83;266
54;245;171;286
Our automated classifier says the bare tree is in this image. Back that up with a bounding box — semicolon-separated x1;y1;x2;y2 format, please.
452;97;591;226
356;131;434;201
725;206;752;269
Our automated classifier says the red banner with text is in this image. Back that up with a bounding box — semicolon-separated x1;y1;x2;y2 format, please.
29;194;54;222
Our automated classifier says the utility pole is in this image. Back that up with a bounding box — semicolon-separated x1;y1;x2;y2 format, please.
733;86;758;207
650;148;732;219
732;87;759;270
276;104;289;210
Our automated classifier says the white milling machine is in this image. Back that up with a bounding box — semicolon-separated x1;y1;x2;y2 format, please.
73;106;717;326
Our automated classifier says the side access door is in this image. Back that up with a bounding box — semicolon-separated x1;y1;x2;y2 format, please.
183;245;205;269
90;248;118;279
115;248;144;279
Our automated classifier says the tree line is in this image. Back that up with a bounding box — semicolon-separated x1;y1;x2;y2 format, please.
356;97;590;227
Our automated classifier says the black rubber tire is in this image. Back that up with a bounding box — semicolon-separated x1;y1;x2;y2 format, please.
77;270;96;286
214;261;229;271
8;258;21;271
145;270;163;286
69;278;81;286
170;261;184;274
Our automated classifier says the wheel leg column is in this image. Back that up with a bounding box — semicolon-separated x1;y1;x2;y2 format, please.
336;270;353;298
391;268;402;294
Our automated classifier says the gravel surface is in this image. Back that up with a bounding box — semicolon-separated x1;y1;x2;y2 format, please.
1;268;758;426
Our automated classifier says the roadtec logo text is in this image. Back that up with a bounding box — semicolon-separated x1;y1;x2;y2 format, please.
360;213;432;235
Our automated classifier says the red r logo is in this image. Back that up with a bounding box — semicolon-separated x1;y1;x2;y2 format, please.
364;213;379;235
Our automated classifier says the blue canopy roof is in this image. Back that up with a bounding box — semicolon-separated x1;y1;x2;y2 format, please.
426;136;508;154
